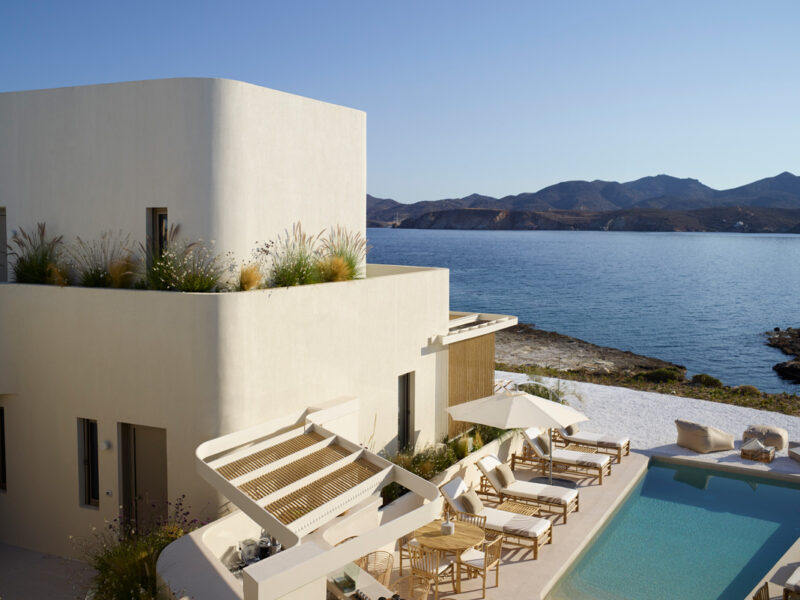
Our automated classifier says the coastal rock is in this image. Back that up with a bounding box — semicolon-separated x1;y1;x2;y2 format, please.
495;323;684;375
766;327;800;382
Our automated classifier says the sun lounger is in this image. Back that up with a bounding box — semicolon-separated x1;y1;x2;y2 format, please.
517;428;612;484
476;455;579;523
553;427;631;463
439;477;552;559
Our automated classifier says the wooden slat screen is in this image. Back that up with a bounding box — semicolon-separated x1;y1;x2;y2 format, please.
447;333;495;438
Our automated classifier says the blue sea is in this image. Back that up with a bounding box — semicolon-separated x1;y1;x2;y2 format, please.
367;229;800;394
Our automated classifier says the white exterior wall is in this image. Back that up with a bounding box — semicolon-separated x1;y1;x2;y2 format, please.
0;78;365;263
0;265;449;557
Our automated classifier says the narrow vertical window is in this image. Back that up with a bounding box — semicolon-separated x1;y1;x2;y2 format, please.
79;418;99;507
147;207;168;260
0;407;6;490
398;372;413;451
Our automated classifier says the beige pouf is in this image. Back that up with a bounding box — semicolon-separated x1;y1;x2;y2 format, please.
789;444;800;464
675;419;735;454
743;424;789;451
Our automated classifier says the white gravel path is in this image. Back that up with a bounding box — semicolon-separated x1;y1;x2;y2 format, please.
496;370;800;477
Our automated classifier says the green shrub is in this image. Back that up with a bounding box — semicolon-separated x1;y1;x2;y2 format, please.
268;223;322;287
691;373;723;388
735;385;761;396
319;226;368;280
637;368;682;383
67;231;135;288
8;222;66;284
519;382;564;403
83;496;201;600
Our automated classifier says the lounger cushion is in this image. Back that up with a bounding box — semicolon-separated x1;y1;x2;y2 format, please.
675;419;734;454
537;432;551;454
789;446;800;464
504;480;577;506
786;565;800;592
743;425;789;451
550;449;610;468
482;507;551;539
495;463;515;487
563;430;630;449
461;489;484;514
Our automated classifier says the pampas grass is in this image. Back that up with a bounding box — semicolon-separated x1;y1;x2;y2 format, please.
319;225;367;280
66;231;134;288
8;223;66;285
268;223;323;287
316;255;351;282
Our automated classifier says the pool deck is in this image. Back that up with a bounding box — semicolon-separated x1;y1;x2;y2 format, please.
387;452;650;600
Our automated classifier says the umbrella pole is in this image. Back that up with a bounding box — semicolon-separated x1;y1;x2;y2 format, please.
548;428;553;485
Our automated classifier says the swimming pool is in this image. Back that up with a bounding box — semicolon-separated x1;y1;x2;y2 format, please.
546;459;800;600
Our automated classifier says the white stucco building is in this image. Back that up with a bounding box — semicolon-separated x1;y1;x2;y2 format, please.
0;79;515;598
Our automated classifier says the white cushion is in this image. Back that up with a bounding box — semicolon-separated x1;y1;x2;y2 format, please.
459;547;485;568
786;565;800;592
504;480;577;505
482;507;551;538
562;430;630;448
550;448;610;468
441;477;468;513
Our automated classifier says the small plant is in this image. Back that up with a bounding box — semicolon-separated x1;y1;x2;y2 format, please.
637;368;683;383
81;495;202;600
67;231;135;288
691;373;723;388
319;226;368;280
7;222;66;284
268;223;323;287
316;255;351;282
238;263;263;291
735;385;761;396
519;382;565;404
142;225;232;292
472;429;484;450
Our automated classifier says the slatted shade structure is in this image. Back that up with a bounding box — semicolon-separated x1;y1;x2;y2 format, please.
196;409;439;550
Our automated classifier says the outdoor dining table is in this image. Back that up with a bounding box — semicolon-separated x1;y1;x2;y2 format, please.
414;519;485;592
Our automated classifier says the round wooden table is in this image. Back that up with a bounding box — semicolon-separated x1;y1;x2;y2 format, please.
414;520;484;593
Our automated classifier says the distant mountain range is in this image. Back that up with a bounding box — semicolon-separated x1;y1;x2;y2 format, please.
367;172;800;233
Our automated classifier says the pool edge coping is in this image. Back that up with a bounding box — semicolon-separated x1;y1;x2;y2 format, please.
538;456;649;600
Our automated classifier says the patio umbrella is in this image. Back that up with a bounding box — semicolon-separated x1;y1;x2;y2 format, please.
447;389;588;484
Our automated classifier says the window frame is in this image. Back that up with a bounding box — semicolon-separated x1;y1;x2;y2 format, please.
79;418;99;507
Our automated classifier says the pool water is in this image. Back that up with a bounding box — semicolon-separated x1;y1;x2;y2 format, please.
546;459;800;600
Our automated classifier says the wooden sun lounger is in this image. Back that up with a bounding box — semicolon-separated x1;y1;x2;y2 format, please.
477;455;579;523
439;477;553;560
552;428;631;464
516;428;612;484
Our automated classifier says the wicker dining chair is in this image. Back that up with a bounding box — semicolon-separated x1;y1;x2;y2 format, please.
409;544;455;600
391;574;431;600
456;536;503;599
398;532;419;575
355;550;394;587
454;510;487;532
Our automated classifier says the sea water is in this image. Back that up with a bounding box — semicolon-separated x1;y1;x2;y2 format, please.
367;229;800;393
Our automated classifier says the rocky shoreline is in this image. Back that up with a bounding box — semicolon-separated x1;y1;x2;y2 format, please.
495;323;684;375
766;327;800;382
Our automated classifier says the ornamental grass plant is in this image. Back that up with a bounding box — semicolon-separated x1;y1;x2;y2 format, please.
319;225;367;280
268;223;323;287
7;222;67;285
66;231;135;288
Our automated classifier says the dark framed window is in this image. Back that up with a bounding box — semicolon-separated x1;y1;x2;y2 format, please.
79;418;99;507
398;373;413;451
0;407;6;490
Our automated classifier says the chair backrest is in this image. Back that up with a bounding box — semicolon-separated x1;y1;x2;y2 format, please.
439;477;468;513
523;428;546;457
476;455;504;492
357;550;394;587
751;581;770;600
409;544;441;578
455;510;487;532
484;536;503;568
392;575;431;600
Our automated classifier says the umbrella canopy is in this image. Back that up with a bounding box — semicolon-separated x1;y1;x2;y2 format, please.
447;390;587;430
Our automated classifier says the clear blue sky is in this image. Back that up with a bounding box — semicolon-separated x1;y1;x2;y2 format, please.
2;1;798;202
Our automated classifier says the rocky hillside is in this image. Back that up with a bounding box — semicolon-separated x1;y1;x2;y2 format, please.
368;172;800;232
